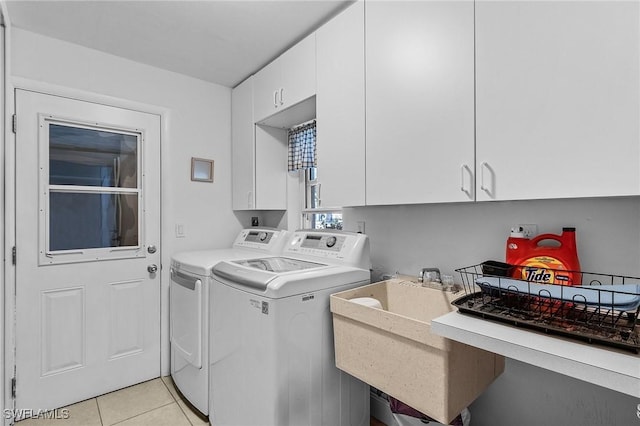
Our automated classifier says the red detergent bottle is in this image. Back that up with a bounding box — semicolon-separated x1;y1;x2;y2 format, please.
506;227;581;285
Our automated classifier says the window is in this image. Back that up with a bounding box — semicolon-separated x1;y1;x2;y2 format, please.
302;167;343;230
41;118;145;264
287;120;342;230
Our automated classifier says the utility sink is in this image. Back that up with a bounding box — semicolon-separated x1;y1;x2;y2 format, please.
330;277;504;424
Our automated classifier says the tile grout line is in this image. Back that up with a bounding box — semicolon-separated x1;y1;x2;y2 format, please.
108;401;178;426
95;397;105;426
160;377;196;426
175;402;196;426
98;378;181;426
160;377;179;403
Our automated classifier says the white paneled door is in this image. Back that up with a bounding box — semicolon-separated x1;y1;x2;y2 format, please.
14;89;161;414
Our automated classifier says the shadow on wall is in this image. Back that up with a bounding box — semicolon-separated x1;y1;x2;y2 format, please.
470;358;638;426
233;210;287;230
343;197;640;281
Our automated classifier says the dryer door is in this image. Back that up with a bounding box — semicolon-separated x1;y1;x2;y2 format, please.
170;269;203;368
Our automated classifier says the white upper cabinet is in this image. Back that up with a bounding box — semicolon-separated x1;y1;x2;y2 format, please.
365;0;475;206
253;59;281;124
231;77;287;210
316;1;365;208
231;77;255;210
476;1;640;201
253;33;316;124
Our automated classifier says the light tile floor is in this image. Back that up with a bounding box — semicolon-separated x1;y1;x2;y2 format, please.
15;377;385;426
16;377;209;426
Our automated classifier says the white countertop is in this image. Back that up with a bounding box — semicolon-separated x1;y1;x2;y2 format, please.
431;311;640;398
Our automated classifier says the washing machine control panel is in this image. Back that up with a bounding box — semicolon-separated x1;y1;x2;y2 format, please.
284;231;369;269
300;234;345;252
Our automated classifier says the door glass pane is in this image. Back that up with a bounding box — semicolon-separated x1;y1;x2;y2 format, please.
49;124;138;188
49;192;139;251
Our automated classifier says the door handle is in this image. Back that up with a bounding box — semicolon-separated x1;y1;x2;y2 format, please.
148;264;158;274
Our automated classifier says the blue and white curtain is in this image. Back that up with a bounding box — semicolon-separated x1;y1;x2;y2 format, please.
288;120;316;172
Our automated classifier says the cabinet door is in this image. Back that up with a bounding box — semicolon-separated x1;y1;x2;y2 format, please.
232;77;256;210
316;1;365;207
280;32;316;110
255;125;287;210
365;1;475;205
253;58;281;123
476;1;640;201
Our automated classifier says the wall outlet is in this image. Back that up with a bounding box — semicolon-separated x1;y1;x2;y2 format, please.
517;224;538;238
251;216;259;226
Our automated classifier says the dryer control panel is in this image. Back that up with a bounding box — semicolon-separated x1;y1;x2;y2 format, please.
232;228;290;252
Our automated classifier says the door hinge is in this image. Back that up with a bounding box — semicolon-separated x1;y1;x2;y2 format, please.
12;246;16;265
11;114;16;134
11;377;16;398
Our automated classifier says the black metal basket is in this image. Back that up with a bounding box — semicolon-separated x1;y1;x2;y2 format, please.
454;262;640;353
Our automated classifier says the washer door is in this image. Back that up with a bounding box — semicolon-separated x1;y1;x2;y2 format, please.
170;269;203;368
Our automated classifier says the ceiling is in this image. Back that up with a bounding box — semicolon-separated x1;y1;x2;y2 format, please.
4;0;353;88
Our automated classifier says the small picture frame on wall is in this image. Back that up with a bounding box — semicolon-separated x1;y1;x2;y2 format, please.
191;157;214;182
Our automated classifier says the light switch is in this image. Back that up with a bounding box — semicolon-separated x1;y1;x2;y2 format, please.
176;223;185;238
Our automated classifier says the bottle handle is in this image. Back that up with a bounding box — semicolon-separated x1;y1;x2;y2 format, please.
530;233;563;246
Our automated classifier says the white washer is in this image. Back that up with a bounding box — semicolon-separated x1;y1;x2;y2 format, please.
170;228;289;416
209;230;371;426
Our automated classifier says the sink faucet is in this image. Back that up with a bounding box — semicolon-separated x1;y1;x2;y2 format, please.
418;267;441;283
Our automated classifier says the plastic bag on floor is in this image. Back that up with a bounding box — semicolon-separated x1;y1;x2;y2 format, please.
389;397;471;426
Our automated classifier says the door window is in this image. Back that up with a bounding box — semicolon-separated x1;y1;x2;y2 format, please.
40;117;144;264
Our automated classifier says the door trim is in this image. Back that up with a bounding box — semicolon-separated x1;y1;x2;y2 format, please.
6;77;171;423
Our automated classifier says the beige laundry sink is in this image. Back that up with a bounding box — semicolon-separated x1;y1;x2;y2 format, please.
330;277;504;424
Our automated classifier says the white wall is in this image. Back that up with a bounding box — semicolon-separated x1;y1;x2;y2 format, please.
10;28;241;375
343;196;640;426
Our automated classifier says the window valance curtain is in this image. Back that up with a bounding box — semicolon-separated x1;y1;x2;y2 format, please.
287;120;316;172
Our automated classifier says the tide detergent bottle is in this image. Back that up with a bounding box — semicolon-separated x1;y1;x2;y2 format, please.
506;227;581;285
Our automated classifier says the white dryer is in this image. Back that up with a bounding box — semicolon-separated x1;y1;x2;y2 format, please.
209;230;371;426
169;228;289;416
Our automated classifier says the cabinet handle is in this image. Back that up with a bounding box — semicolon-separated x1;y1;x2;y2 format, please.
480;162;495;198
273;90;278;108
460;164;473;198
279;88;284;105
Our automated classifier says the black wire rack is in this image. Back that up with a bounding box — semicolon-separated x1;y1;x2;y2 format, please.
454;262;640;353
